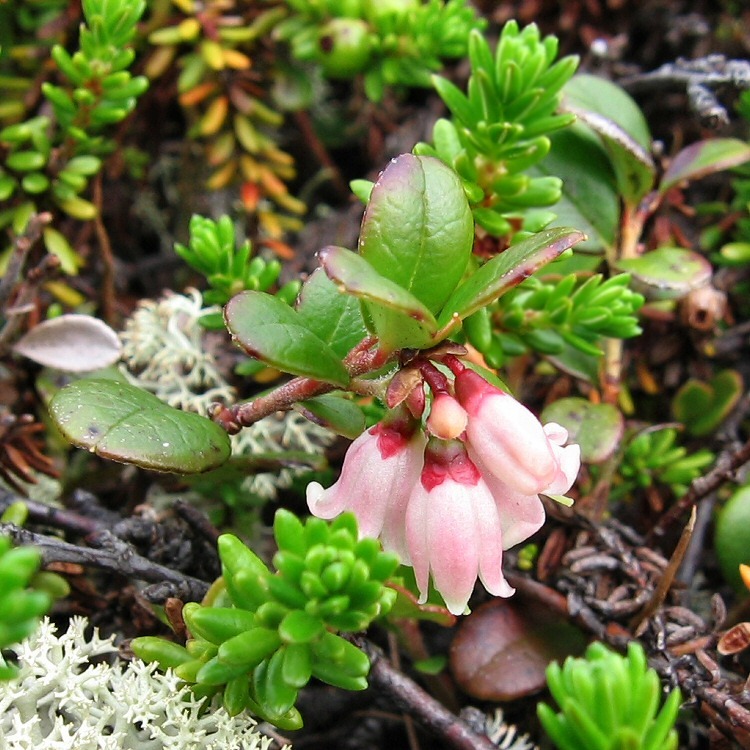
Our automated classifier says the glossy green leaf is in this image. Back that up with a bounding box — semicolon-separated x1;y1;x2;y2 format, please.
536;125;619;254
254;650;299;716
184;605;257;645
359;153;474;313
715;485;750;592
218;628;282;667
131;637;191;669
281;642;313;688
563;75;655;203
660;138;750;193
541;397;624;463
224;291;350;385
296;393;366;439
617;246;712;300
48;378;231;473
295;267;368;358
318;245;439;351
436;227;585;329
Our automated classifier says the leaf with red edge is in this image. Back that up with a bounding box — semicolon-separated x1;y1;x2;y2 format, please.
224;291;350;385
359;153;474;314
436;227;586;331
660;138;750;193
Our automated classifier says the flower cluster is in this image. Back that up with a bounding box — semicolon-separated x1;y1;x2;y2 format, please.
307;355;580;615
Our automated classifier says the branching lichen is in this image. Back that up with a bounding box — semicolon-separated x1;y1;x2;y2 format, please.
119;289;235;413
0;616;286;749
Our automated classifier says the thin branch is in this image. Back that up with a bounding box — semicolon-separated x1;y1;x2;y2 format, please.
650;437;750;539
352;636;497;750
0;252;60;357
92;173;117;324
620;55;750;128
0;522;210;603
211;336;390;433
631;506;696;634
0;212;52;313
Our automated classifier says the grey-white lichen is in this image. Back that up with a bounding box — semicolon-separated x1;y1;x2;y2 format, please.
230;410;335;500
119;288;235;414
0;617;288;750
484;708;538;750
119;289;335;500
462;707;538;750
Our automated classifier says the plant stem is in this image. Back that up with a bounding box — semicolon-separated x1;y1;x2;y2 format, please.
212;336;390;433
92;173;117;324
353;636;498;750
0;522;211;603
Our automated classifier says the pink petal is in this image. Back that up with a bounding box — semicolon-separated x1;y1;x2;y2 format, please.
471;479;515;598
544;443;581;496
457;371;557;495
474;451;546;551
423;480;481;615
306;427;426;546
543;422;569;445
405;483;431;603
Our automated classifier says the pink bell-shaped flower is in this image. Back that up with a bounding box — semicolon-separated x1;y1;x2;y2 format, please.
306;408;426;561
405;439;514;615
469;422;581;551
454;367;559;495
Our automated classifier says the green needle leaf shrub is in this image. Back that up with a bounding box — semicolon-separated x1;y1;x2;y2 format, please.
133;510;399;729
0;535;53;680
617;427;715;499
274;0;485;101
0;0;148;265
538;641;682;750
175;214;300;329
414;21;578;240
464;273;644;368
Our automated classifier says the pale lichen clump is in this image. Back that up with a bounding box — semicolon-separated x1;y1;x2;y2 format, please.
232;410;336;499
0;616;287;750
119;289;235;413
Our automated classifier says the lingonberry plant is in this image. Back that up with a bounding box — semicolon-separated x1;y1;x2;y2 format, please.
5;5;750;746
48;151;586;724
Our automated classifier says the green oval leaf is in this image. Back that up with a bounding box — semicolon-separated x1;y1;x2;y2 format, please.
617;246;712;300
563;75;655;203
660;138;750;194
296;393;366;439
319;245;439;351
48;379;231;473
296;268;368;358
537;125;619;254
715;485;750;592
541;397;624;463
436;227;586;330
359;153;474;313
224;291;350;385
672;370;743;437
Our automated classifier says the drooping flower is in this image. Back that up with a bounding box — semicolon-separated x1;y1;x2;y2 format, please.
306;407;426;560
454;367;560;495
405;438;514;615
307;361;581;616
